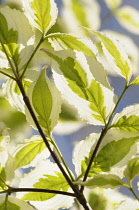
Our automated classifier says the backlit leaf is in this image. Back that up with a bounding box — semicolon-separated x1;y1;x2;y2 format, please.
130;76;139;86
0;196;34;210
75;174;125;189
42;49;116;125
47;33;96;58
0;6;34;71
115;6;139;35
22;0;58;35
27;68;62;136
13;135;50;169
84;29;132;82
112;104;139;132
17;160;74;210
22;172;69;201
124;157;139;183
104;0;121;10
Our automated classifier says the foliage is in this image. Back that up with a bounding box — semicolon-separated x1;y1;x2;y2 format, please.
0;0;139;209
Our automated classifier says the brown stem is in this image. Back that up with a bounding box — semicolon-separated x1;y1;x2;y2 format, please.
16;78;90;210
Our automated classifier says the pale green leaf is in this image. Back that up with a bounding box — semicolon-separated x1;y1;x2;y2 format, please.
17;160;74;210
115;6;139;35
115;199;139;210
73;129;139;178
104;0;121;10
42;49;116;125
130;76;139;86
84;29;132;82
88;191;108;210
83;136;139;175
22;172;69;201
61;0;100;35
75;174;125;189
0;6;34;70
22;0;58;34
47;33;96;58
13;135;50;169
112;104;139;132
0;196;34;210
27;68;62;135
124;157;139;183
3;78;31;113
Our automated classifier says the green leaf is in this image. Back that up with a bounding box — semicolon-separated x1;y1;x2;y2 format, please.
115;6;139;35
23;0;58;34
0;200;20;210
42;49;115;125
47;33;96;58
130;76;139;86
84;29;132;82
17;160;74;209
0;12;19;63
82;136;139;175
112;115;139;132
0;7;34;70
88;191;108;210
105;0;121;10
0;167;6;190
14;135;49;169
75;174;125;189
29;68;61;135
0;196;34;210
61;0;100;35
22;171;69;201
124;157;139;184
112;104;139;132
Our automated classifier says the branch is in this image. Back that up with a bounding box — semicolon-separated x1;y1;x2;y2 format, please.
10;187;75;197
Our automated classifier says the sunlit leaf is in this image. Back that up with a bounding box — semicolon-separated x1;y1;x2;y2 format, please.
0;196;34;210
61;0;100;35
112;104;139;132
42;49;116;125
22;171;69;201
22;0;58;35
115;6;139;35
47;33;96;58
124;157;139;184
130;76;139;86
73;129;139;178
13;135;50;169
0;6;34;71
75;174;125;189
26;68;62;136
17;160;74;210
83;29;132;82
104;0;121;10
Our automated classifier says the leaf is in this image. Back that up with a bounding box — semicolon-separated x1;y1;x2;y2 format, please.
22;0;58;34
61;0;100;35
42;49;116;125
84;29;132;82
73;130;139;178
75;174;125;189
47;33;96;58
22;172;69;201
112;104;139;132
0;196;34;210
104;0;121;10
0;12;19;63
88;136;139;174
27;68;62;136
115;6;139;35
0;7;34;70
13;135;50;169
3;78;31;113
88;191;108;210
130;76;139;86
124;157;139;184
17;160;74;210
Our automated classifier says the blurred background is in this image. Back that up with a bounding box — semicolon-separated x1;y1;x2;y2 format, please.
0;0;139;208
